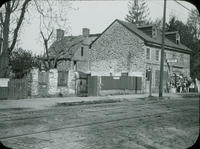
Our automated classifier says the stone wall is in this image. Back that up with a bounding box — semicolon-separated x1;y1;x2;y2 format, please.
89;21;146;92
30;68;76;97
68;69;76;94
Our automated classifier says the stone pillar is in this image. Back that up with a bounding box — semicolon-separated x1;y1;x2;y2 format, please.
31;68;39;96
68;69;75;94
195;78;200;93
48;69;58;95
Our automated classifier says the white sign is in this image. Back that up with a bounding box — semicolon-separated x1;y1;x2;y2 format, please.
0;78;9;87
166;59;177;63
113;76;120;80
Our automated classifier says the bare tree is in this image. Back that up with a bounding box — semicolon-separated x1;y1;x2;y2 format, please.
35;0;82;70
0;0;31;77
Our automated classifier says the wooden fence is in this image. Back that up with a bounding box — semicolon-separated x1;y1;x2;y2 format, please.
101;76;142;90
88;76;98;96
0;87;8;100
87;76;142;96
8;78;28;100
0;78;28;100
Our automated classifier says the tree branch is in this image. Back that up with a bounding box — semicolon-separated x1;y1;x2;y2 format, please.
9;0;31;54
0;12;3;28
10;0;20;13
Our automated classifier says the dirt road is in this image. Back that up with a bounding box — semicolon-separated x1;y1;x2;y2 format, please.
0;96;199;149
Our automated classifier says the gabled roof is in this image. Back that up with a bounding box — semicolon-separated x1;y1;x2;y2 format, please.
49;36;84;59
49;34;100;59
90;19;192;54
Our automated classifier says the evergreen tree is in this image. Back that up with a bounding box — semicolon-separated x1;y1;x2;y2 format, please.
125;0;150;25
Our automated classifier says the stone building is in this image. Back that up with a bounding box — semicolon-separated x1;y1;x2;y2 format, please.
89;19;191;93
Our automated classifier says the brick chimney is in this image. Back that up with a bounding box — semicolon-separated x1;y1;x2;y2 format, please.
82;28;90;37
56;29;64;41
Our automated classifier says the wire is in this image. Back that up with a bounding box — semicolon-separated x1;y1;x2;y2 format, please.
174;0;199;16
151;1;183;15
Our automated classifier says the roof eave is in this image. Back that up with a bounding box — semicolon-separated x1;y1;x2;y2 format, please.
145;41;192;54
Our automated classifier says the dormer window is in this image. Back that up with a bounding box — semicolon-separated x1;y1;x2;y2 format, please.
152;26;157;39
176;33;180;44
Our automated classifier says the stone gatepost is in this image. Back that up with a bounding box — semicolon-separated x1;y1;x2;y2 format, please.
31;68;39;96
68;69;76;94
48;69;58;95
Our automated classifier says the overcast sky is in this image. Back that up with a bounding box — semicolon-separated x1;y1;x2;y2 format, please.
17;0;197;55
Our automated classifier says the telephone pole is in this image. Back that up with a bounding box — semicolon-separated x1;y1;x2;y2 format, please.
159;0;167;97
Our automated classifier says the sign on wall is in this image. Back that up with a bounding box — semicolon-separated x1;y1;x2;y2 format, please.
0;78;9;87
166;59;177;63
113;76;120;80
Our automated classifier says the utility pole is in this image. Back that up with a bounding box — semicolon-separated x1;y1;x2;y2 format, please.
159;0;167;97
149;67;152;97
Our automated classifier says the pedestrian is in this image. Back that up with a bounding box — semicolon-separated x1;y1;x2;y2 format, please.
189;82;195;92
186;79;190;92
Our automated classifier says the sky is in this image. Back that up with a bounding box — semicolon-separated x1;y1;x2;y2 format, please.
17;0;197;55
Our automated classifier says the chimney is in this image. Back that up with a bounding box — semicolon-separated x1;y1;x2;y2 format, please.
165;31;180;44
82;28;90;37
56;29;64;41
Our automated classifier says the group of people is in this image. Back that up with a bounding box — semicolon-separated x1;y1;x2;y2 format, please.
168;74;195;93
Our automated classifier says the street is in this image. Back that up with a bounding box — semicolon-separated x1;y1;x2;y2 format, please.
0;95;199;149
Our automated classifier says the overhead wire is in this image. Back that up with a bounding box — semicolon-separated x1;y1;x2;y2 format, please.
174;0;199;16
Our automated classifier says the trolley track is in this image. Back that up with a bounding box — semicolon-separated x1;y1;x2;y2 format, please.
0;107;197;140
0;98;198;122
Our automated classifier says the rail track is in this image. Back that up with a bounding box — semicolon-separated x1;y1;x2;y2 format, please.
0;103;198;140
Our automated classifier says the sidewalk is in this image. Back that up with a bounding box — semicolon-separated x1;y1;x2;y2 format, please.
0;93;198;110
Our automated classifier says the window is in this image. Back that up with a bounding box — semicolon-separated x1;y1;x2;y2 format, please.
39;71;48;85
146;48;150;59
172;53;176;59
156;50;159;61
73;61;77;71
180;54;184;63
81;47;84;56
121;72;128;76
146;69;151;81
58;71;68;86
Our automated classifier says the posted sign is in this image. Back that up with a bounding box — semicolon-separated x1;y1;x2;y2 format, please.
166;59;177;63
0;78;9;87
